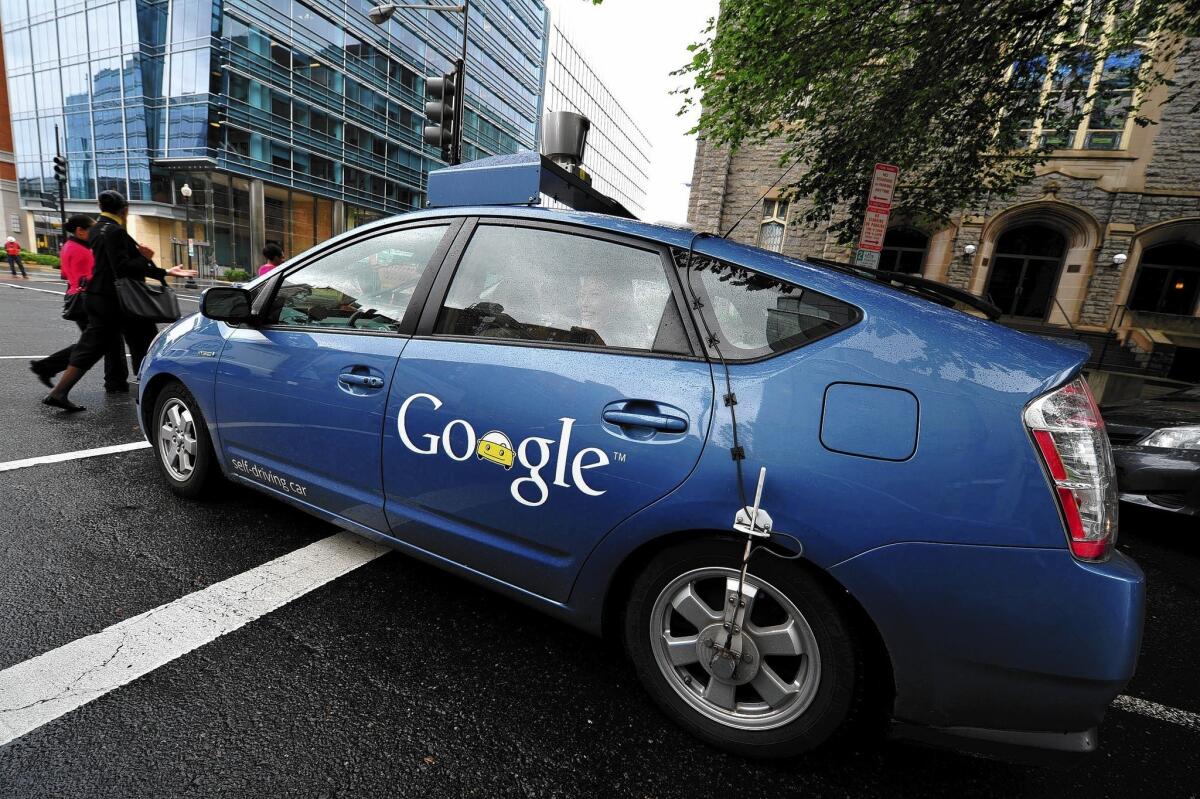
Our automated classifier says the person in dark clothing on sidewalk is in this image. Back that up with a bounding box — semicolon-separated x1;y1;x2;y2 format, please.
42;191;196;412
30;215;128;391
6;236;27;278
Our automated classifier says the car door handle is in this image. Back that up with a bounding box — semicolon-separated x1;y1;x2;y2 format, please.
602;410;687;433
338;373;384;388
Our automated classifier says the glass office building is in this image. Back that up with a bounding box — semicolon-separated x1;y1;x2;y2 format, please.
543;19;650;217
1;0;548;271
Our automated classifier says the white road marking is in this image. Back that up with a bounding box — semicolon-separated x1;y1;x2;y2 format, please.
0;532;390;747
2;282;200;302
0;354;132;359
0;441;151;473
1113;694;1200;732
1;283;66;297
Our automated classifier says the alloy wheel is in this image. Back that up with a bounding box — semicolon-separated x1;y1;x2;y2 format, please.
158;398;198;481
649;567;822;730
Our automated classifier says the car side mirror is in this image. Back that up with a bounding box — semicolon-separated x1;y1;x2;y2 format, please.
201;286;254;324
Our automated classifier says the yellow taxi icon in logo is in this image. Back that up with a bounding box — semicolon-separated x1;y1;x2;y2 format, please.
477;430;515;470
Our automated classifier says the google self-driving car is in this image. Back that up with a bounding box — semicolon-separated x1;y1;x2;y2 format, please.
137;184;1143;760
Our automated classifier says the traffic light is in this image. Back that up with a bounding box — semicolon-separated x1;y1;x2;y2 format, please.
423;63;460;164
53;155;68;183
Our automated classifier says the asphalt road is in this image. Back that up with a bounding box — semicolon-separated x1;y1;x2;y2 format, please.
1;278;1198;798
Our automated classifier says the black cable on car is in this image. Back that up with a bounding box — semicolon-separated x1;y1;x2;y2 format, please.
679;231;749;512
678;235;806;572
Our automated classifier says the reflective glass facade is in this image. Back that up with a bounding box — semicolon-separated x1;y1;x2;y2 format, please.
544;20;650;217
1;0;548;267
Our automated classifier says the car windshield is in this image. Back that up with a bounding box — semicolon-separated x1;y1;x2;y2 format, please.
1158;386;1200;402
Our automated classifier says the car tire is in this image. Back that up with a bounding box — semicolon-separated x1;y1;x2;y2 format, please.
151;381;217;499
623;539;859;758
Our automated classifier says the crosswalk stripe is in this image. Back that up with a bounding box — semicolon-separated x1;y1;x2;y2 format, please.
0;532;390;748
2;282;200;302
0;441;151;472
1113;694;1200;732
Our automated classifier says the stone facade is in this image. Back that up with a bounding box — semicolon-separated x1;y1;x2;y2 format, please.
1144;46;1200;192
688;40;1200;334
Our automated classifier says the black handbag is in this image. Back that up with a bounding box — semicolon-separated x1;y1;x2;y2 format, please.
62;278;88;321
114;276;182;323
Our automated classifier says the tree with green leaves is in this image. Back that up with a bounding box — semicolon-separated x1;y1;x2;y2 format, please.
670;0;1199;242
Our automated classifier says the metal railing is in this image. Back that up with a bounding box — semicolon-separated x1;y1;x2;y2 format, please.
1095;304;1161;375
1052;297;1079;335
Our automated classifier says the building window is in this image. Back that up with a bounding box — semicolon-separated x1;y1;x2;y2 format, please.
1084;50;1141;149
879;227;929;274
1128;241;1200;316
1015;1;1144;151
757;198;789;252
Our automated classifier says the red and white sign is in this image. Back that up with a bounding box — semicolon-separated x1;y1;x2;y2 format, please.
857;208;891;251
866;163;899;211
856;163;899;267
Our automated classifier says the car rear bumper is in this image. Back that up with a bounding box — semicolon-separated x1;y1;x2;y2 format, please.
1113;446;1200;516
831;543;1144;755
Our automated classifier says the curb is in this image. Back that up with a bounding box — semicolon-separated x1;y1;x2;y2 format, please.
14;263;233;290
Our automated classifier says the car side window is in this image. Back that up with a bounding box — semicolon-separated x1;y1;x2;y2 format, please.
435;225;692;355
266;225;449;332
673;249;858;359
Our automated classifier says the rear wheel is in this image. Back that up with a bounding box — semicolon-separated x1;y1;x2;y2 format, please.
623;540;859;758
151;382;217;498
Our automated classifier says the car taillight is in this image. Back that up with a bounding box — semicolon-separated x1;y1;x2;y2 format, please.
1023;376;1118;561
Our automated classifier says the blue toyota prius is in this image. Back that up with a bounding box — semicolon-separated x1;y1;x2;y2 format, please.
137;203;1144;760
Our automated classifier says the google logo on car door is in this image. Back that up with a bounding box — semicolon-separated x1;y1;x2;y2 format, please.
397;392;610;508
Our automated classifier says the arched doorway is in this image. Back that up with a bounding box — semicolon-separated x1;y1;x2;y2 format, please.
985;225;1066;319
1127;241;1200;316
879;226;928;274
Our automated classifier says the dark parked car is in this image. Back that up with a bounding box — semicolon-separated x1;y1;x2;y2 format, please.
1103;386;1200;516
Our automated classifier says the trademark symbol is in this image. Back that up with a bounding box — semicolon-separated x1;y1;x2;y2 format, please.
612;451;627;463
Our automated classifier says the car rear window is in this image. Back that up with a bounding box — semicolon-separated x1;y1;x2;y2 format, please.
437;225;692;355
672;249;859;360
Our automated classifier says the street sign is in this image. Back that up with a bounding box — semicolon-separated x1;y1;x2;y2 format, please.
853;248;881;269
858;207;890;251
867;163;899;210
187;238;195;257
855;163;899;268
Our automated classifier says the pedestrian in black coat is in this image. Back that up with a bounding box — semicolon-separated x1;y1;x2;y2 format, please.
42;191;196;412
30;215;127;391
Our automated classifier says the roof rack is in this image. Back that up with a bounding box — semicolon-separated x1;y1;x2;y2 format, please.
426;151;636;219
806;257;1002;320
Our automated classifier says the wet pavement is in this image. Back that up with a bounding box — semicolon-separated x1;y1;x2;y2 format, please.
1;280;1198;798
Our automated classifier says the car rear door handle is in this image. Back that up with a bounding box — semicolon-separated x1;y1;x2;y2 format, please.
339;373;384;388
602;409;687;433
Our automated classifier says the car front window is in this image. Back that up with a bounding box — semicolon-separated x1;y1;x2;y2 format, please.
266;225;448;332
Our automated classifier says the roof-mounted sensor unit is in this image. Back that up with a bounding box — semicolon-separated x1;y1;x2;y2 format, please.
426;151;635;219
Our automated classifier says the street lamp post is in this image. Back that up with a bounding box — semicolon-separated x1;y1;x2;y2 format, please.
367;2;469;165
180;183;197;288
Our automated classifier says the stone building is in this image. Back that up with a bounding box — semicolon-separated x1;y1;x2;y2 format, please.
688;38;1200;382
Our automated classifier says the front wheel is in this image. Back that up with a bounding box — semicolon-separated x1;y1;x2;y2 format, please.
151;382;217;498
623;540;860;758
